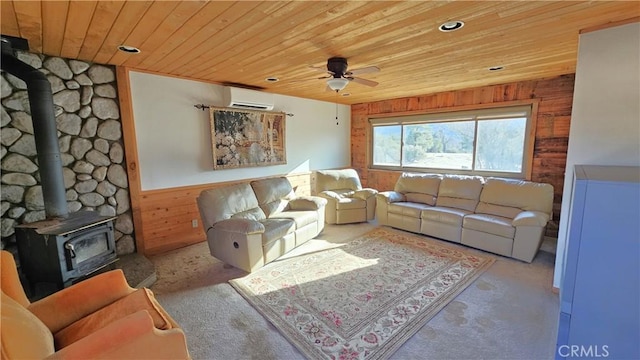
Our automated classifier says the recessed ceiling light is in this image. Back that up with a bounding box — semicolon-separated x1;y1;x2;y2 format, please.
438;21;465;32
488;66;505;71
265;77;279;82
117;45;140;54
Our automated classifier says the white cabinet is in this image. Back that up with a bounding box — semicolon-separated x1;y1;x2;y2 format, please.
556;165;640;359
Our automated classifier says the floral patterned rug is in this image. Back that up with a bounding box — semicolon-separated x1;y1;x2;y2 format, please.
229;227;495;359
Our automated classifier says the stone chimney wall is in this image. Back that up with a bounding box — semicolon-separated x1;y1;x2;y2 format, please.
1;51;135;255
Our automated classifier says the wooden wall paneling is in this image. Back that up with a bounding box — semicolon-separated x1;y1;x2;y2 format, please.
171;1;306;77
12;1;42;53
189;1;338;80
0;1;20;37
77;1;125;61
137;172;314;255
2;2;637;105
92;1;154;65
60;1;97;59
159;1;287;75
41;0;68;56
144;1;255;73
133;2;235;70
119;1;212;68
107;1;181;65
352;75;575;237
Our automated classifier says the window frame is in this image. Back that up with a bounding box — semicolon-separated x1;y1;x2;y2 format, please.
368;101;538;180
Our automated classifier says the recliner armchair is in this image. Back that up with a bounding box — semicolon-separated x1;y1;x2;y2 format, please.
315;169;378;224
0;250;190;360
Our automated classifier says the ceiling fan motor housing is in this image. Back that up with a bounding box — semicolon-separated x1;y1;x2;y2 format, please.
327;57;348;78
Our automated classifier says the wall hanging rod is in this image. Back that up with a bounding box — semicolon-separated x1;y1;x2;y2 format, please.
193;104;293;117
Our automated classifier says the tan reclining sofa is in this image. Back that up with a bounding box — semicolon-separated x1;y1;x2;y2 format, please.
376;173;553;262
197;177;327;272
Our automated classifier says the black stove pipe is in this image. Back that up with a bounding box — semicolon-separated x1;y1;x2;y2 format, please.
1;41;68;218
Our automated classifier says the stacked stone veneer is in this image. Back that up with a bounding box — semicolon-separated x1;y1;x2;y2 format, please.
1;51;135;255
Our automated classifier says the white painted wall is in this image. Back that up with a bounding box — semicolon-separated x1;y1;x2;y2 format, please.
554;22;640;288
128;71;351;190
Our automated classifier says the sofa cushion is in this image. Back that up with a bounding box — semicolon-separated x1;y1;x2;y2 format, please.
421;207;472;226
463;213;515;239
475;202;522;220
54;288;171;348
388;202;432;218
405;192;437;205
271;210;318;229
260;218;296;245
251;178;296;217
335;197;366;210
479;178;554;215
231;207;268;221
436;175;484;211
353;188;377;200
199;183;263;224
322;189;355;199
289;196;327;211
1;291;54;359
394;173;442;206
316;169;362;192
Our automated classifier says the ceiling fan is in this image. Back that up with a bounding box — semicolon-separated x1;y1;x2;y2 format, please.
311;57;380;92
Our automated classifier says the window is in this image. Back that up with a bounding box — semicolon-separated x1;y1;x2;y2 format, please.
370;105;534;178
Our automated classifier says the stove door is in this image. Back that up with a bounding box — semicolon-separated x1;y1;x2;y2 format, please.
62;223;116;275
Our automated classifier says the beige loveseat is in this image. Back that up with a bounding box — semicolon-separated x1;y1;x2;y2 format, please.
315;169;378;224
197;177;327;272
376;173;553;262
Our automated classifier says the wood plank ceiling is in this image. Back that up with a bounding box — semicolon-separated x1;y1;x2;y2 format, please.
1;1;638;105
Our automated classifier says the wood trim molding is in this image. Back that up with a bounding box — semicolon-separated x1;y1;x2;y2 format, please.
580;16;639;34
525;100;540;180
115;66;146;254
366;99;540;120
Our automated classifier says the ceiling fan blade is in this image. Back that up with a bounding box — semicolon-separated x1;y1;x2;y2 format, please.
349;77;378;87
346;66;380;76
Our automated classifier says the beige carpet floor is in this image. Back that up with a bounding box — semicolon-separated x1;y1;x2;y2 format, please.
150;222;559;360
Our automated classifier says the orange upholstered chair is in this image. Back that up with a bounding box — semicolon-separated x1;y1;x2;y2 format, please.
0;250;190;359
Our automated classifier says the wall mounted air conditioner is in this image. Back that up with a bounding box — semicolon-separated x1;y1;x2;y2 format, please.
221;86;275;111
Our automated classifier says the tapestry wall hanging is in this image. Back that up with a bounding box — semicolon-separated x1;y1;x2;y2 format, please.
209;107;286;169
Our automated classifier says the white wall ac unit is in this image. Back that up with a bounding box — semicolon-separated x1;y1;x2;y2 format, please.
222;86;275;111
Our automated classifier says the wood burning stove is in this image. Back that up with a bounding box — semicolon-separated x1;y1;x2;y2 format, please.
2;36;122;294
15;211;117;290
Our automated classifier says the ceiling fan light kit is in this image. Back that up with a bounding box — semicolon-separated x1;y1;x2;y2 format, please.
310;57;380;92
327;77;349;91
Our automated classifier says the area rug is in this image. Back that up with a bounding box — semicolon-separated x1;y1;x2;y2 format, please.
229;227;495;360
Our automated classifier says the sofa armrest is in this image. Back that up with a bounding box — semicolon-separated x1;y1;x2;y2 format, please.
28;270;136;333
317;190;344;200
289;196;327;210
353;188;378;200
45;311;190;360
213;218;265;235
512;211;550;227
376;191;405;204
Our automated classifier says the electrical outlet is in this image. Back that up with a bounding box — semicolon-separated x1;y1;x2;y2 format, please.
191;219;198;228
